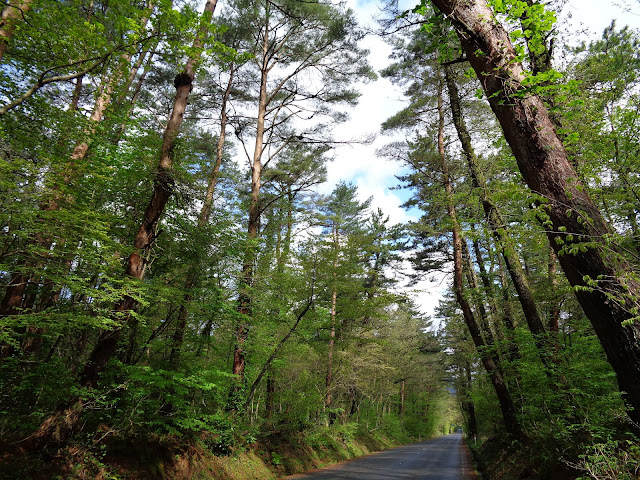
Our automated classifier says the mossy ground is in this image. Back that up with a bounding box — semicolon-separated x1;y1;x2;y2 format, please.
0;425;415;480
188;426;404;480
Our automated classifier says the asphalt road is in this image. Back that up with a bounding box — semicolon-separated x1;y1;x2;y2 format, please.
283;433;474;480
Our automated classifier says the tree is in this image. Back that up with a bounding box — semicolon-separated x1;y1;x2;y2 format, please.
443;63;552;370
29;0;225;448
226;0;374;394
0;0;157;346
318;181;370;418
426;0;640;426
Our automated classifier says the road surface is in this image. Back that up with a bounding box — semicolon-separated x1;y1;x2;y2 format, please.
283;433;475;479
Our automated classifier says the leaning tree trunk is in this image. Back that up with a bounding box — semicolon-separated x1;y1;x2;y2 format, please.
431;0;640;425
446;137;521;438
29;0;219;449
81;0;217;389
169;64;234;368
469;225;500;322
245;292;315;410
436;74;521;437
443;64;552;369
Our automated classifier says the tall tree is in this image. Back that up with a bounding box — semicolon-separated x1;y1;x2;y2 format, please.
443;63;551;368
318;182;370;417
436;74;521;437
426;0;640;425
227;0;374;391
30;0;224;447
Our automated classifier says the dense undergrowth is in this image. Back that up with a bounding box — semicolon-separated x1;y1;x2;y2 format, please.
468;431;640;480
0;419;422;479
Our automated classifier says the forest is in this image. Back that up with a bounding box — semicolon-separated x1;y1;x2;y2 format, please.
0;0;639;479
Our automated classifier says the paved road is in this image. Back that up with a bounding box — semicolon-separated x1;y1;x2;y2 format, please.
284;434;474;479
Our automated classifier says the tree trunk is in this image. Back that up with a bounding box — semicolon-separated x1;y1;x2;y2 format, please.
432;0;640;425
276;188;294;273
437;74;521;437
116;2;155;107
265;373;275;420
196;317;214;358
470;225;499;322
448;182;521;437
457;363;478;439
461;239;493;340
325;225;339;413
443;64;550;365
464;363;478;438
169;64;234;367
114;46;157;143
548;246;561;357
325;289;337;410
232;21;270;392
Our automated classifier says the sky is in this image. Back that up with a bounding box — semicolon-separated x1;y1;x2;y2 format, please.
323;0;640;318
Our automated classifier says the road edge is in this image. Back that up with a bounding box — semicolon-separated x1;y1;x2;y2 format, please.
460;436;479;479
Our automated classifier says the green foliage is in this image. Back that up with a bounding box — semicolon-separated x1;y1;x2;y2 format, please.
573;440;640;480
0;357;77;435
9;1;640;480
81;362;237;454
380;3;640;478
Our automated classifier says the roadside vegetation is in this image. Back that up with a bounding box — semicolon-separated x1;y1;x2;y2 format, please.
1;0;640;479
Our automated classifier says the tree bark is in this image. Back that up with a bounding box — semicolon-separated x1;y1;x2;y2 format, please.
461;240;493;340
436;74;521;437
458;362;478;439
113;46;157;143
325;225;339;413
443;64;550;365
265;373;275;420
470;226;499;322
231;17;270;401
169;64;234;367
548;247;560;333
431;0;640;425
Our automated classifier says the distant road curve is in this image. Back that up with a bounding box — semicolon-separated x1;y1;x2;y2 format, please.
283;433;475;480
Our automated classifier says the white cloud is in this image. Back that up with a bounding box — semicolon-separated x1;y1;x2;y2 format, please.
323;26;413;225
